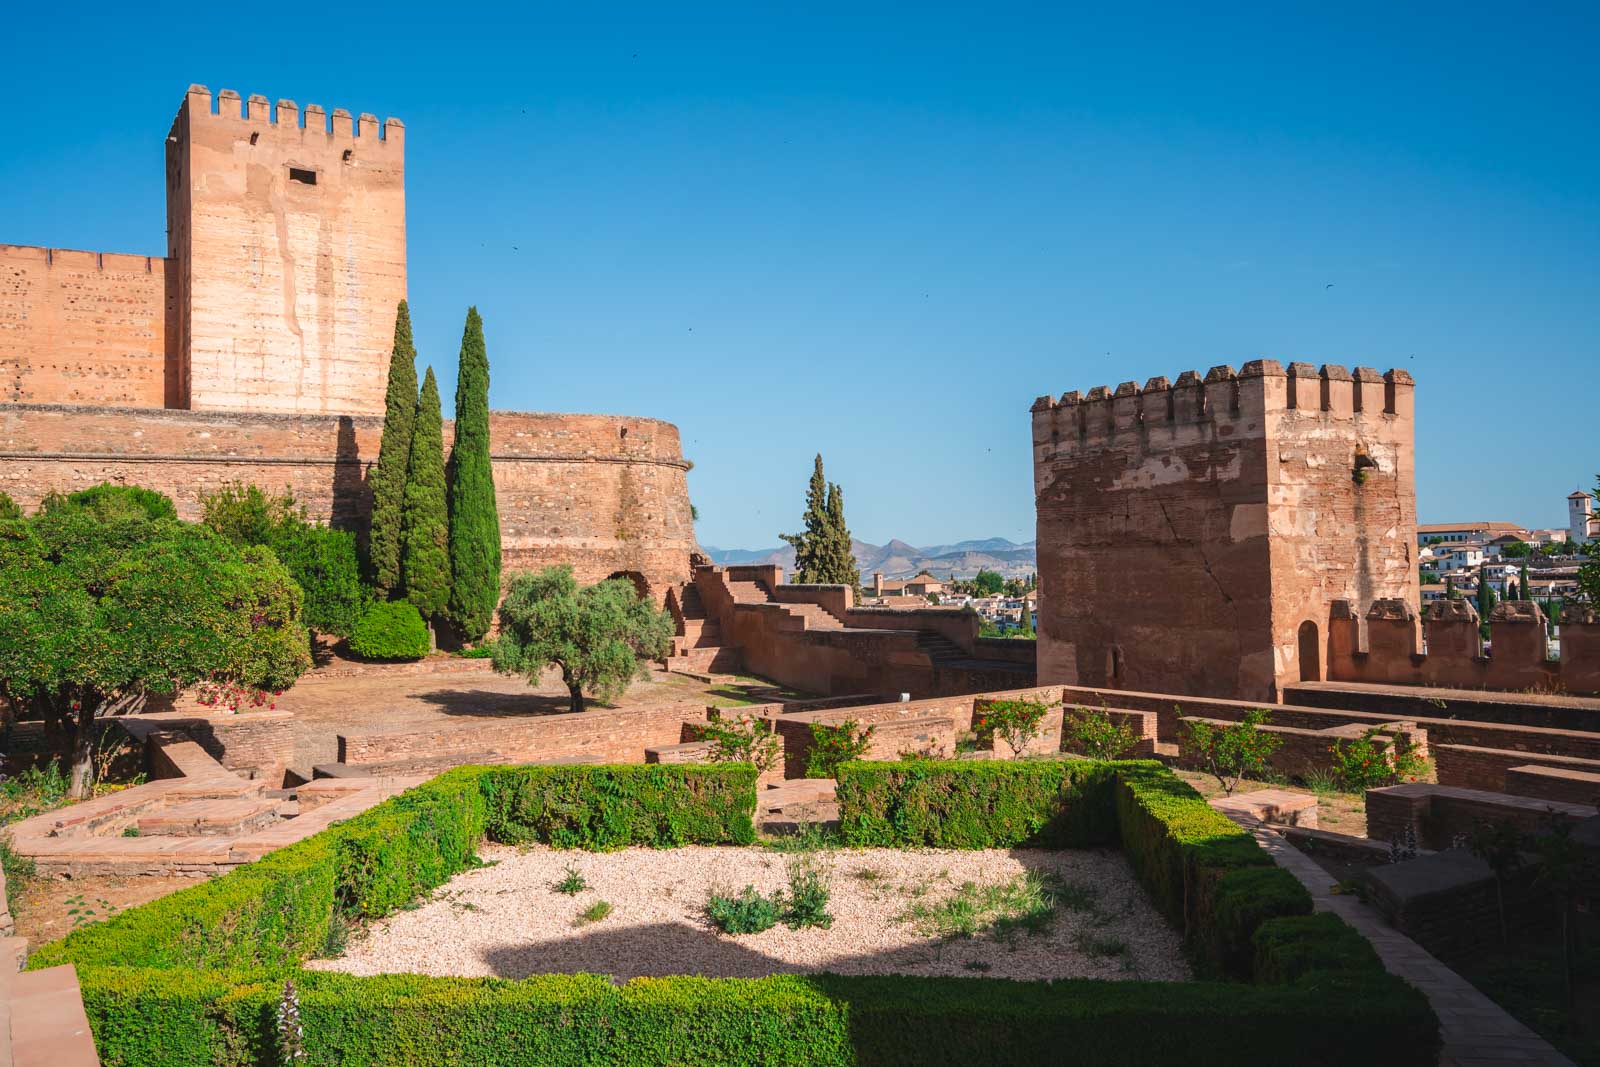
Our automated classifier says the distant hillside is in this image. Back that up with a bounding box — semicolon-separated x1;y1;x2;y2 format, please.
701;537;1037;580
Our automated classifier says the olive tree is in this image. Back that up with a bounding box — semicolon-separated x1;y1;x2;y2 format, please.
492;566;673;713
0;508;312;797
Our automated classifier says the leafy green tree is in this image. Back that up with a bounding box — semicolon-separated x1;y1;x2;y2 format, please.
368;301;419;594
780;455;830;583
401;368;451;627
41;483;176;522
446;307;502;641
492;565;673;713
0;492;20;520
201;484;364;638
0;509;310;797
972;569;1005;596
1181;709;1283;795
1500;540;1533;559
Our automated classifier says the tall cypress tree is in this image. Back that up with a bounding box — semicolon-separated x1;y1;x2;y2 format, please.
824;481;861;589
446;307;502;640
401;367;450;625
780;455;830;583
368;301;419;594
1518;562;1530;602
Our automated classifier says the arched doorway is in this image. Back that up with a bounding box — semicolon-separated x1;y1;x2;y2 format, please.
606;570;652;602
1298;620;1321;682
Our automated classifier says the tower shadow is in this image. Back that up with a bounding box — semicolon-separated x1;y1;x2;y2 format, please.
331;415;370;535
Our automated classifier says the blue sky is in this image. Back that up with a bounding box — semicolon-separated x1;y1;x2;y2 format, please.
4;3;1596;548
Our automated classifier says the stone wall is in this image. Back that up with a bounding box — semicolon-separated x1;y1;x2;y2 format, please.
168;86;406;415
1365;782;1595;852
0;404;695;595
1030;362;1416;703
1325;599;1600;695
1505;765;1600;807
117;710;295;786
1432;742;1600;794
1;244;176;408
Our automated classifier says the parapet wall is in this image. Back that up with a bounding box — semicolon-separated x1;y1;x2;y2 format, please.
1031;359;1417;703
1328;598;1600;695
0;403;695;595
1;244;177;408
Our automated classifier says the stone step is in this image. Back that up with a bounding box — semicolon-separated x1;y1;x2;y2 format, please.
726;580;771;603
7;964;100;1067
135;797;283;837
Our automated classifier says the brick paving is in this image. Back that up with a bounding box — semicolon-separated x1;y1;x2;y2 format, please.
1215;797;1574;1067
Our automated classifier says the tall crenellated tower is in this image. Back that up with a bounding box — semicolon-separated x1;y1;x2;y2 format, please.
1029;361;1417;703
165;85;406;414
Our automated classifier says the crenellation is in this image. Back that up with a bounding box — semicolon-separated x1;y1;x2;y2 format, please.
332;107;354;138
303;103;327;132
216;88;242;117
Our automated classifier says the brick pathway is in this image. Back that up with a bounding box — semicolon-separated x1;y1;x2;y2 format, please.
1217;803;1574;1067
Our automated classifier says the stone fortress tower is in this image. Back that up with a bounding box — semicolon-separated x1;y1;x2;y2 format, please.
1030;361;1418;703
1;86;694;598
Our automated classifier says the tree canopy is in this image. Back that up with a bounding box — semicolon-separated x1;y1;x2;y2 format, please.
368;300;419;594
492;566;673;713
401;367;451;624
446;306;502;641
0;507;311;796
781;455;859;587
971;569;1005;596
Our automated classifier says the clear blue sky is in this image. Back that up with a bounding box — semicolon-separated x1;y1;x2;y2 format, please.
4;3;1596;549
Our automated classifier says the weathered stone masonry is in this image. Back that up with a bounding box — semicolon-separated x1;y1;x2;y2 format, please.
1031;361;1417;703
0;85;695;596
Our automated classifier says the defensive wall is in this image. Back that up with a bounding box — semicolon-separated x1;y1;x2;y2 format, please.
1031;361;1417;703
0;403;696;594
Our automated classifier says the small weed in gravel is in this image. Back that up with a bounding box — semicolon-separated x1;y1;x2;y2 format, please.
707;887;783;935
577;901;612;925
1055;879;1100;913
1075;932;1130;960
762;820;842;854
963;960;992;972
784;855;833;930
553;865;589;895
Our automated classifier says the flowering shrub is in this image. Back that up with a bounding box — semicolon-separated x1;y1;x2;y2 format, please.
698;714;783;778
194;680;279;713
974;697;1051;757
1181;709;1282;795
1064;705;1139;760
1328;729;1428;792
805;719;875;778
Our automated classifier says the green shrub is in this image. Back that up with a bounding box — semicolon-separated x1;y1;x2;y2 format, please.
1329;728;1428;791
41;483;177;522
0;490;21;520
835;759;1119;849
1203;866;1313;978
1064;705;1140;760
783;855;833;930
272;524;365;638
1252;913;1384;984
1180;709;1282;795
707;886;783;934
348;600;430;661
973;696;1053;756
698;713;783;778
805;718;874;778
478;764;757;849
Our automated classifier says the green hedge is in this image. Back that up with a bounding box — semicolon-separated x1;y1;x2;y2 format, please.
347;599;430;661
38;760;1438;1066
478;764;758;849
71;967;1437;1067
834;759;1119;848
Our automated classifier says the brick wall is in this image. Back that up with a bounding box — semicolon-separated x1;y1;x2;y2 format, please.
1031;362;1415;703
118;710;294;786
1;244;175;407
1177;715;1423;780
0;405;696;596
1366;782;1595;851
1504;765;1600;807
338;702;706;768
1434;743;1600;793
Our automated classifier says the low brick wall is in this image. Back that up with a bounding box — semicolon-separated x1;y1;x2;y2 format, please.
861;715;957;762
1505;765;1600;807
1284;681;1600;734
1176;716;1423;780
1366;782;1596;852
119;710;294;787
1434;743;1600;794
338;702;706;770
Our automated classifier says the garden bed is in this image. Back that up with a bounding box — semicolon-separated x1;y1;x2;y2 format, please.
311;843;1189;982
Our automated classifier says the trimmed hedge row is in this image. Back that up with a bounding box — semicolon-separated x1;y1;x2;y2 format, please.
40;759;1439;1066
30;765;754;973
72;967;1437;1067
834;759;1119;848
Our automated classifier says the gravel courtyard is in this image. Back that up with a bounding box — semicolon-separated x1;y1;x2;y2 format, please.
311;844;1191;983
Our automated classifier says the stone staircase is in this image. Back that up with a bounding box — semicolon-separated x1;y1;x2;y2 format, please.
666;581;742;675
915;631;969;663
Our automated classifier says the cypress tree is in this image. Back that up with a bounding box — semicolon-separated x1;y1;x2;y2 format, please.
780;455;830;583
823;481;861;589
1519;562;1530;602
446;307;502;640
368;301;419;594
401;367;450;625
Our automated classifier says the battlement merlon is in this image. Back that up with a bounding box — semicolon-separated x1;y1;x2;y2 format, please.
1031;361;1414;452
171;85;404;147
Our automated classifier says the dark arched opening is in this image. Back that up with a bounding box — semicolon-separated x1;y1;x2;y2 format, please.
1298;620;1321;682
606;570;652;602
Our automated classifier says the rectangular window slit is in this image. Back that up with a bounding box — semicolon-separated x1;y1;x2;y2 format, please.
289;167;317;185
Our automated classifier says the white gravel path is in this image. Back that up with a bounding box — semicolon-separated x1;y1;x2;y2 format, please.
309;844;1191;983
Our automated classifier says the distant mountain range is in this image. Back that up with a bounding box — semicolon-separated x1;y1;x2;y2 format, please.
702;537;1037;580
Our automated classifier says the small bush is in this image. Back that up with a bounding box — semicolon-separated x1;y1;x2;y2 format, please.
1064;705;1140;760
1329;729;1428;791
455;642;496;659
805;718;875;778
577;900;612;925
698;713;783;778
1;835;36;913
784;855;834;930
707;886;783;935
0;490;21;520
974;697;1052;756
1181;709;1282;794
41;482;177;522
348;600;430;661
